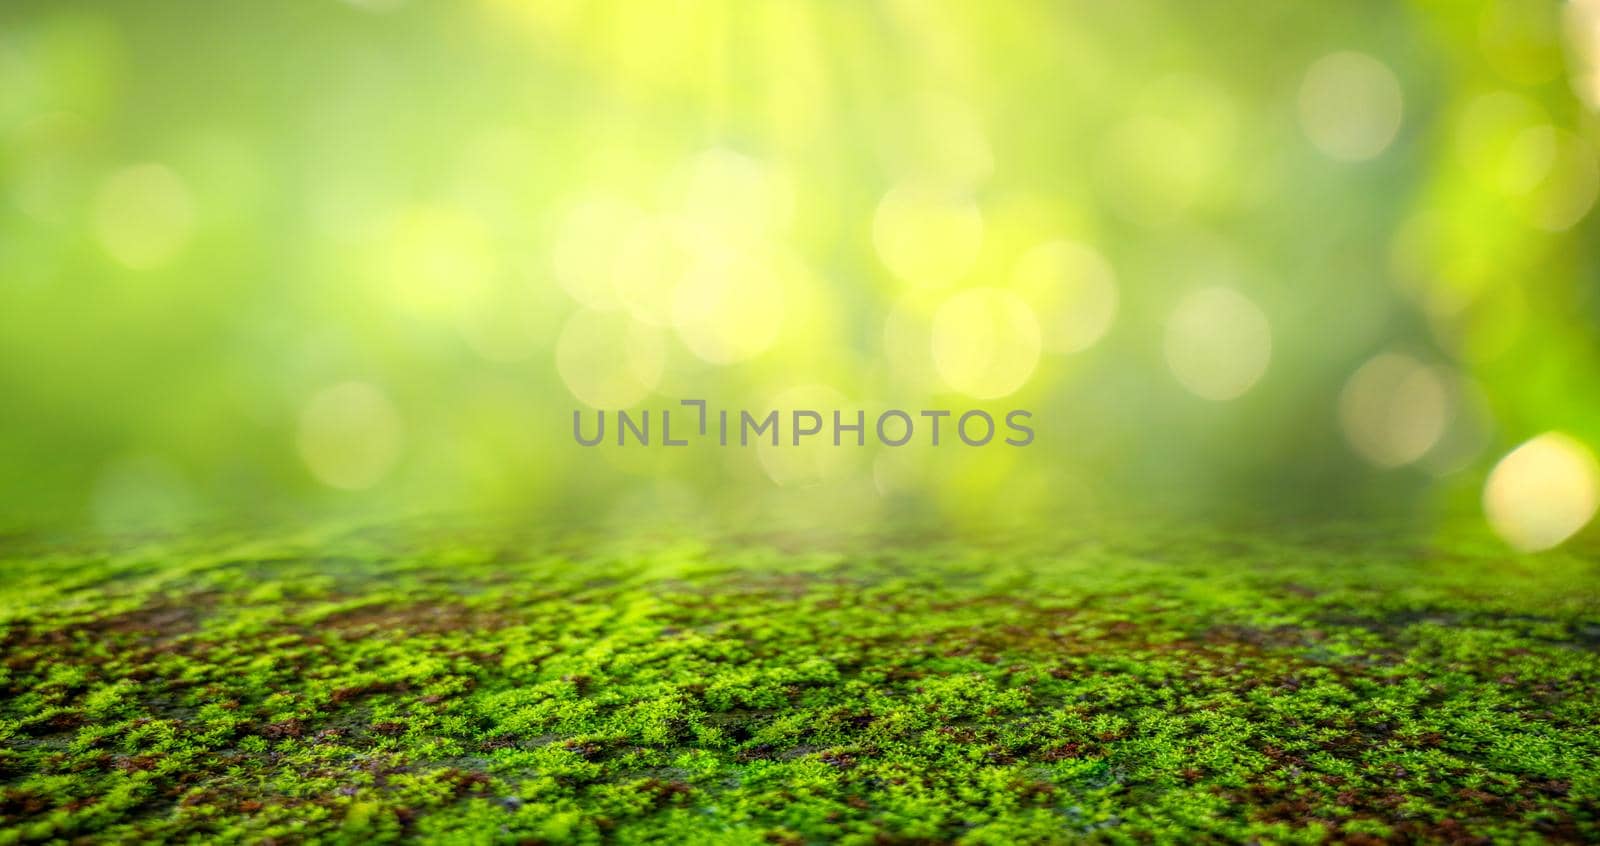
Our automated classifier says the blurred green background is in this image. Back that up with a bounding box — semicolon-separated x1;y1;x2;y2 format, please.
3;0;1600;546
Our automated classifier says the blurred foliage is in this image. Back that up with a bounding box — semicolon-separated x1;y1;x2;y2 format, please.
2;0;1599;535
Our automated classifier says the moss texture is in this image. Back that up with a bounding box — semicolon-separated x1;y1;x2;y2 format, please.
1;521;1597;844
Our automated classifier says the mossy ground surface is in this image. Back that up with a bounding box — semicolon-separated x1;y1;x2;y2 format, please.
1;520;1597;844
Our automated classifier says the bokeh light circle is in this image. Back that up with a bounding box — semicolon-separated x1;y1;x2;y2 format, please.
931;287;1041;399
1164;287;1272;401
873;182;984;289
552;196;645;310
888;93;994;190
1454;91;1552;197
1011;240;1119;354
1098;75;1235;226
1298;52;1404;162
93;163;195;270
556;308;666;409
612;216;704;327
381;206;497;317
1569;0;1600;109
679;147;792;238
1338;353;1450;468
1478;0;1563;86
756;385;860;488
1484;433;1600;552
672;252;784;364
297;381;405;490
1510;127;1599;231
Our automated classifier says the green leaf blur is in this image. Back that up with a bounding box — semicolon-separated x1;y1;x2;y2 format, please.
2;0;1599;544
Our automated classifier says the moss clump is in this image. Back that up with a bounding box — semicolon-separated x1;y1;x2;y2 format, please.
1;521;1597;843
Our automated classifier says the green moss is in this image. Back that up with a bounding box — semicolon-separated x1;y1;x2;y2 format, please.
0;521;1597;843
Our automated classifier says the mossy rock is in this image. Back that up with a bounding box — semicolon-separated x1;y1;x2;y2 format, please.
0;521;1596;843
